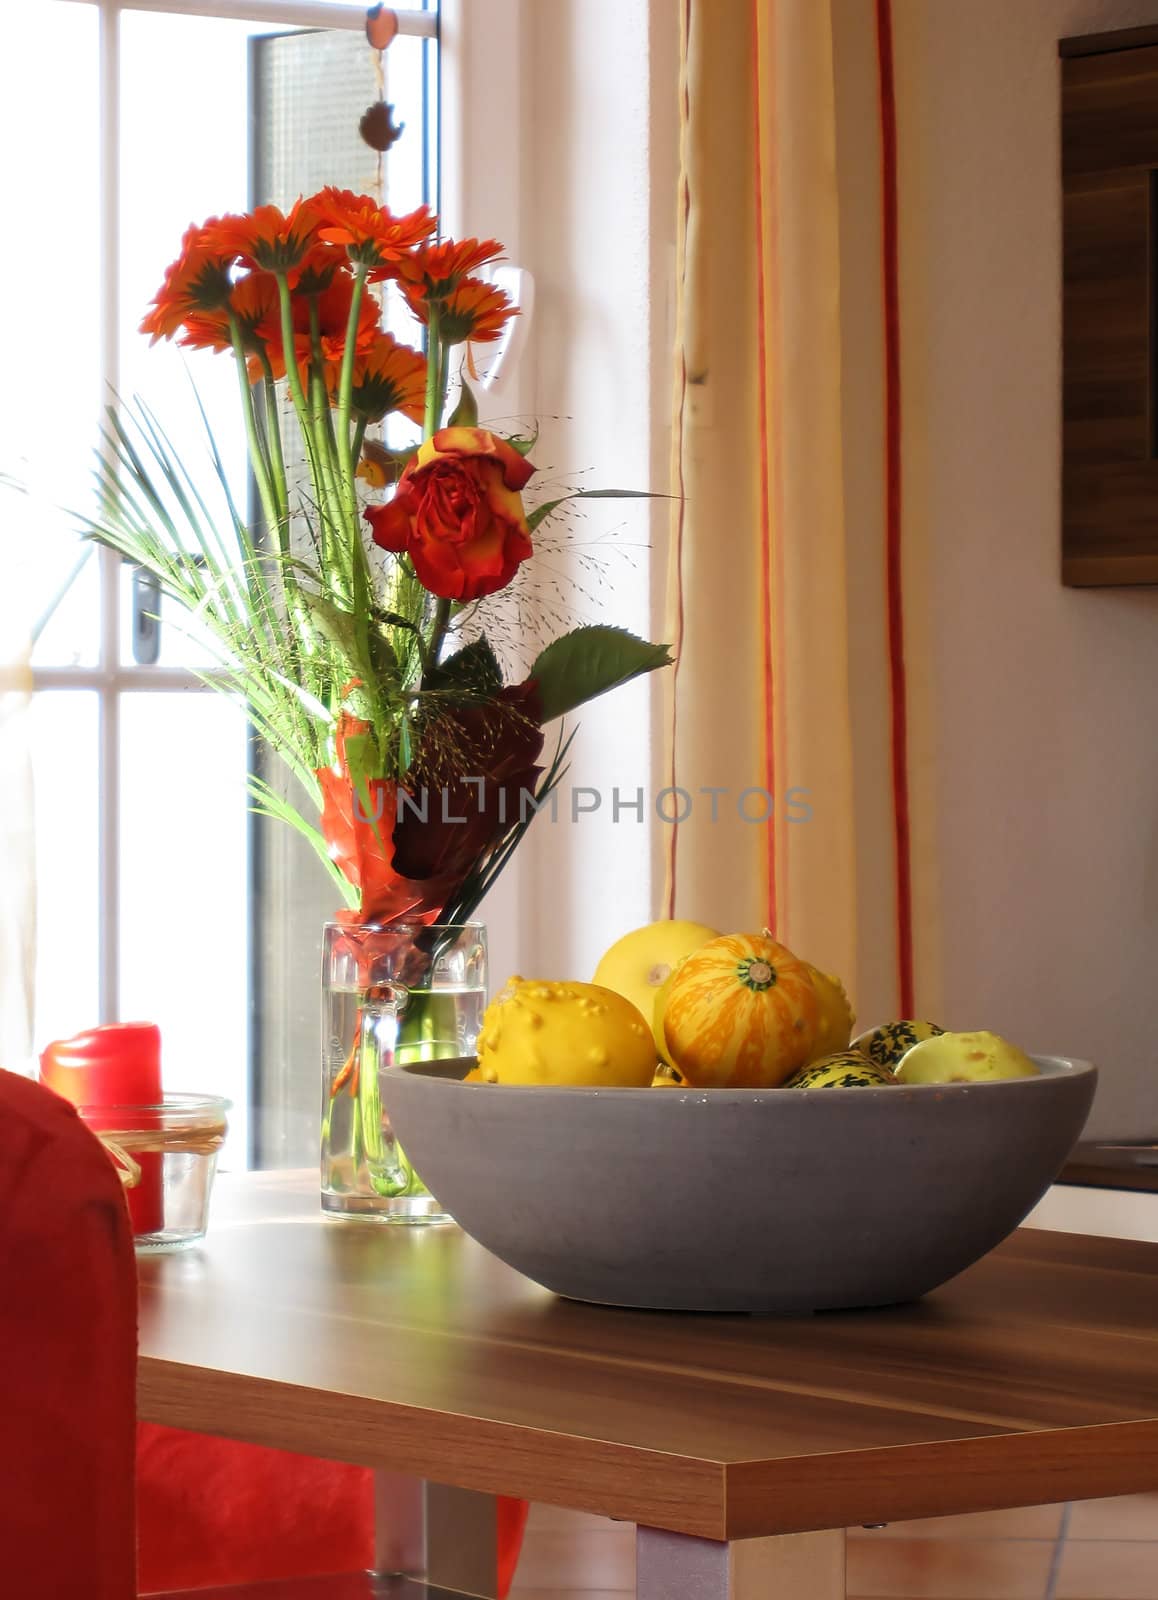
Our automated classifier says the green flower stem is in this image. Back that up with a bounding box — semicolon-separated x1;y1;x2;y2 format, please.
306;301;349;533
436;339;451;426
309;382;340;569
422;302;444;441
336;263;368;504
351;415;368;479
227;316;280;538
274;272;324;493
258;353;290;543
426;596;451;667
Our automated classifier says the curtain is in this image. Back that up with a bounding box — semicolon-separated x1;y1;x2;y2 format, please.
0;552;34;1074
663;0;941;1029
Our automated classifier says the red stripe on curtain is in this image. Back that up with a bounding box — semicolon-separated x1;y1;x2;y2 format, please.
664;0;693;919
875;0;914;1014
752;0;778;935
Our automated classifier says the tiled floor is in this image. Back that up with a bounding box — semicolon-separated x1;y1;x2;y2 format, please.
510;1495;1158;1599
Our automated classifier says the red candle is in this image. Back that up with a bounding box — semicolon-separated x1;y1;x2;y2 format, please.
40;1023;165;1236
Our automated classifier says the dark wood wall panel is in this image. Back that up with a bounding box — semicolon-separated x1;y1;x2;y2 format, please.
1061;34;1158;585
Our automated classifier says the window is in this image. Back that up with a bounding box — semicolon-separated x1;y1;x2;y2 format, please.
2;0;437;1165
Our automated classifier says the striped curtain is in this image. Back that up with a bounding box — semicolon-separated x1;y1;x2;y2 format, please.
663;0;940;1028
0;593;34;1073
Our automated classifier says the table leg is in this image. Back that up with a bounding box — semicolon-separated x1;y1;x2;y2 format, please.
636;1525;846;1600
372;1472;502;1599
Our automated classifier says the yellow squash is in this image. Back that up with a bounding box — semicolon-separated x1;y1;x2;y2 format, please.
593;919;719;1030
474;977;655;1087
804;966;855;1060
660;933;820;1088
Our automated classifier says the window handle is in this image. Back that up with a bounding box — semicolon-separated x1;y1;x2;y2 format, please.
131;565;162;665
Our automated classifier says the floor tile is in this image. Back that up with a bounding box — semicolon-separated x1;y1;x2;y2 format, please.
1067;1495;1158;1541
512;1528;634;1592
853;1505;1064;1541
523;1504;620;1535
1054;1539;1158;1598
846;1536;1055;1599
509;1593;629;1600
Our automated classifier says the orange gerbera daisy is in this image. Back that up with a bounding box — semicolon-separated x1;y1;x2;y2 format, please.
404;276;517;346
179;272;281;373
257;271;383;387
394;236;504;297
140;222;235;343
204;199;320;280
312;187;435;269
338;333;427;424
293;242;348;295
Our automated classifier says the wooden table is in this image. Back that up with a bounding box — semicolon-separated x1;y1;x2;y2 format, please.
136;1172;1158;1599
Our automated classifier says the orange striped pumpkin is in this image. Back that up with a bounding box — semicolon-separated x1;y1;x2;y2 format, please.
660;933;820;1087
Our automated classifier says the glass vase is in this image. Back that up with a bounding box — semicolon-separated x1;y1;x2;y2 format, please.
320;921;486;1222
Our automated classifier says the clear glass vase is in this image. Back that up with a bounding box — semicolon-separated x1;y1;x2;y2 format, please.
320;921;486;1222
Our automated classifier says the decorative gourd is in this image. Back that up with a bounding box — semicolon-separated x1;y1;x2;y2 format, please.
593;919;719;1032
895;1030;1038;1085
852;1019;944;1071
660;933;820;1088
804;966;855;1060
784;1052;895;1089
475;977;655;1087
651;968;680;1067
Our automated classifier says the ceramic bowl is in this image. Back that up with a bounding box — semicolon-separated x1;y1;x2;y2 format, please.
380;1055;1096;1313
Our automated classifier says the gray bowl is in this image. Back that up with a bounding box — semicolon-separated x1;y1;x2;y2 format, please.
381;1055;1096;1313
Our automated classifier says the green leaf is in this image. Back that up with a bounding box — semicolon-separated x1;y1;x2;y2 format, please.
526;496;570;535
446;378;479;429
526;486;661;536
341;729;391;856
425;634;504;696
506;426;540;458
529;626;672;722
247;775;357;906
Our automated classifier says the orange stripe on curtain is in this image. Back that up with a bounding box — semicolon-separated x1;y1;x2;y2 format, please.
752;0;777;935
752;0;791;938
875;0;914;1015
663;0;693;920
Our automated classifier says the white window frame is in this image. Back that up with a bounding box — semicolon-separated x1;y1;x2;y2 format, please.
41;1;438;1023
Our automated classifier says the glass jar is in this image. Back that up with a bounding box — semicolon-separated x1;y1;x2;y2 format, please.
320;921;486;1222
79;1092;229;1251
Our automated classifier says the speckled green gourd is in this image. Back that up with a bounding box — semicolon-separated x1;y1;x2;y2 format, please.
852;1019;945;1070
783;1052;896;1089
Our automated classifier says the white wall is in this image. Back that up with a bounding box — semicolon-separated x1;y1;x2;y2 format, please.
896;0;1158;1138
442;0;678;988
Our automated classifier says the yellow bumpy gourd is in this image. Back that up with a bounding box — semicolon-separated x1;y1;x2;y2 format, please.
804;966;856;1060
474;977;656;1087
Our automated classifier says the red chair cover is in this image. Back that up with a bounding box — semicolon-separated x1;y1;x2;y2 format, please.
136;1433;530;1593
0;1069;138;1599
0;1068;529;1595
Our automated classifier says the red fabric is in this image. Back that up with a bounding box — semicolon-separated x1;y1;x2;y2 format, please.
498;1496;531;1596
137;1428;530;1595
136;1428;375;1592
0;1068;138;1599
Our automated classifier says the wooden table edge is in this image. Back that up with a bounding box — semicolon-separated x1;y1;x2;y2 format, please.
137;1356;731;1539
139;1356;1158;1541
725;1416;1158;1538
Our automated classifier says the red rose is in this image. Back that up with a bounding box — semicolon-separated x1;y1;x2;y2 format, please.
364;426;535;601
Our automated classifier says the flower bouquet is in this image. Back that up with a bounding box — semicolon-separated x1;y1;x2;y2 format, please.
88;186;670;1214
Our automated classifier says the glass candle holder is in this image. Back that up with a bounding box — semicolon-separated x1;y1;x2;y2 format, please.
78;1093;229;1252
320;921;487;1222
